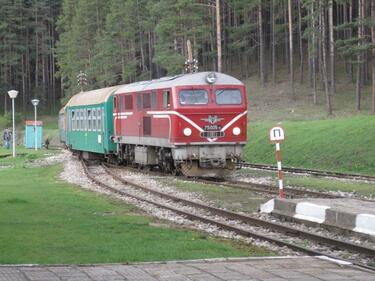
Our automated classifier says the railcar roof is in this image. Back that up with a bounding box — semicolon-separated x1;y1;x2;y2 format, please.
66;85;121;107
114;72;243;94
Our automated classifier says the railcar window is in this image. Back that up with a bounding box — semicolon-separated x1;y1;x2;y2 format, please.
143;93;151;109
92;109;97;131
84;109;87;131
163;90;171;109
80;109;83;130
88;109;92;131
71;110;74;131
215;89;242;105
97;108;101;131
151;92;157;109
73;110;77;131
179;90;208;105
125;95;133;110
76;110;79;130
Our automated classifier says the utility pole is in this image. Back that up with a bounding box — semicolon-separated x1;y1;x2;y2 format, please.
216;0;222;72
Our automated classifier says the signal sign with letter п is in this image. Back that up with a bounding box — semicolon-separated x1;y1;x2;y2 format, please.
269;126;285;142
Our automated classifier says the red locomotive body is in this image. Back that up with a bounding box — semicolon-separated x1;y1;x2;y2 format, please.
112;72;247;177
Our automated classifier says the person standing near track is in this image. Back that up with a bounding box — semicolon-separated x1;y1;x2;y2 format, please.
3;128;11;149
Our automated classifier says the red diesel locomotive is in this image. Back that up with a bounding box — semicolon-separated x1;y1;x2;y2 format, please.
112;72;247;177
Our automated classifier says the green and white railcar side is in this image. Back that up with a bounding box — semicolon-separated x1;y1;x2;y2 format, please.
65;86;120;156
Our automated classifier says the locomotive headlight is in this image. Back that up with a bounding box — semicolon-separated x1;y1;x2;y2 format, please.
232;127;241;136
183;127;192;136
206;72;217;84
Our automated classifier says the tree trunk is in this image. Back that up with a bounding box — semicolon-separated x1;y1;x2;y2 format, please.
259;1;265;87
148;30;153;79
321;1;332;114
271;0;276;85
216;0;222;72
329;0;335;95
284;2;289;69
356;0;363;111
35;7;39;89
349;3;353;81
298;0;303;84
311;4;317;105
288;0;294;96
372;0;375;114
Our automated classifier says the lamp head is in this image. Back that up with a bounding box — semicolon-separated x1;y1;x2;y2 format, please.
31;99;40;106
8;90;18;99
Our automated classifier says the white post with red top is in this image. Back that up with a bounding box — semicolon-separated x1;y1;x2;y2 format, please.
269;126;285;198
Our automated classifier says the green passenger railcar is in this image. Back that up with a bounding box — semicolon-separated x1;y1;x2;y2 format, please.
65;86;120;155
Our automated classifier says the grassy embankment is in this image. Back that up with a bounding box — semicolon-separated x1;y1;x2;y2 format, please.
244;74;375;174
0;149;270;264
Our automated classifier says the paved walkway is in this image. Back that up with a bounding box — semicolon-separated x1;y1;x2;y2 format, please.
0;256;374;281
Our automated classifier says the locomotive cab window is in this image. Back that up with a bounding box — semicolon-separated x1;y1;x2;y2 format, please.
179;89;208;105
215;89;242;105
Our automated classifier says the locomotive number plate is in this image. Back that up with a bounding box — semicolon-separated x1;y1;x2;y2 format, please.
200;131;224;138
203;125;222;131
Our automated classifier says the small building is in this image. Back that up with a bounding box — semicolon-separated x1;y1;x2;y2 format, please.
24;120;43;149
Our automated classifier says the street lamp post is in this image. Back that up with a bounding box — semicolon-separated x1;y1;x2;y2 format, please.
31;99;40;151
7;90;18;157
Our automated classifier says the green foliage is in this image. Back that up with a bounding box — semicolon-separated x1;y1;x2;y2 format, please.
0;112;23;130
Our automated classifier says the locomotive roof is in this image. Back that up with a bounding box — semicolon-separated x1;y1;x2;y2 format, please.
114;72;243;94
66;85;121;107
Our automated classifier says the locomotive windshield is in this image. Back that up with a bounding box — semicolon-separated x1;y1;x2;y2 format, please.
179;90;208;105
215;89;242;105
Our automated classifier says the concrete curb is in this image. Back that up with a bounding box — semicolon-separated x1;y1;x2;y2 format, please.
260;198;375;236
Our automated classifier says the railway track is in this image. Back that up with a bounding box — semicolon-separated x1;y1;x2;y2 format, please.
81;160;375;270
195;177;342;199
243;162;375;182
104;163;342;199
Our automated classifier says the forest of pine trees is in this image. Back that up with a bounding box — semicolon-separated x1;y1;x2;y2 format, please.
0;0;374;115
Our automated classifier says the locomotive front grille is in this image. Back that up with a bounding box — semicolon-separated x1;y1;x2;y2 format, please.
200;131;225;138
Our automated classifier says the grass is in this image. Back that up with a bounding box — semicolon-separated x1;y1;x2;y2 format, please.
244;115;375;175
236;168;375;197
0;150;272;264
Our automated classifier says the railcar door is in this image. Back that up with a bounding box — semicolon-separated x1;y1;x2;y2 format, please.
113;96;121;136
